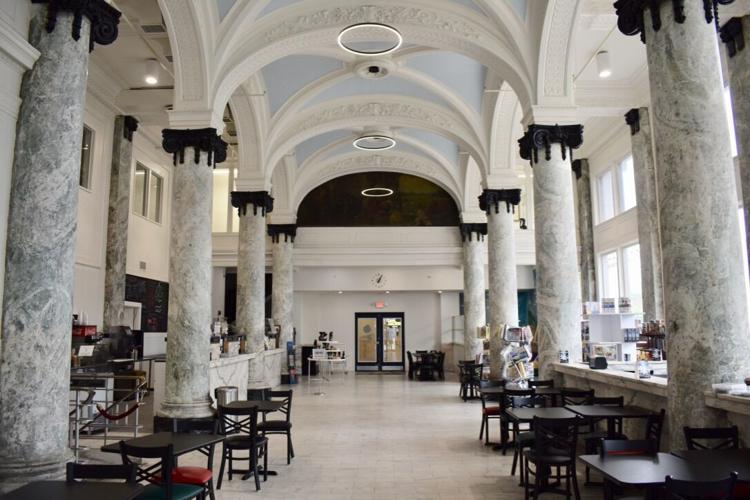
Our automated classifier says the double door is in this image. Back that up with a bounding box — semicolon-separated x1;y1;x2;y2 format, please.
354;313;405;372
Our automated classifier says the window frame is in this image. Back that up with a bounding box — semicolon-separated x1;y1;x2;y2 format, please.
617;155;637;213
598;241;643;313
132;162;164;225
79;125;94;190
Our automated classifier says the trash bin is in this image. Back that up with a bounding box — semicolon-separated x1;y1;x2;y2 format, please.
214;386;239;408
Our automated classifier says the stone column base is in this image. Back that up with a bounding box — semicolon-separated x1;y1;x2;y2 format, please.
0;449;73;492
156;399;214;420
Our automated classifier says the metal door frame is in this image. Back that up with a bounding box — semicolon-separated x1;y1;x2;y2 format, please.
354;312;405;372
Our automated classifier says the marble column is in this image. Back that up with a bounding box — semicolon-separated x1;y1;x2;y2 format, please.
0;2;120;484
103;116;138;332
625;108;664;321
232;192;273;388
615;0;750;448
479;189;521;380
721;17;750;274
268;224;295;376
519;124;583;380
159;128;227;419
572;159;597;304
460;223;487;361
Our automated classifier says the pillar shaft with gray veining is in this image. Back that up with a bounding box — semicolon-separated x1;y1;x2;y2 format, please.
269;225;295;362
573;160;597;304
460;224;486;361
721;17;750;279
480;190;520;380
616;0;750;448
625;108;663;321
160;128;226;419
0;4;117;483
519;125;583;380
103;116;137;332
233;192;273;388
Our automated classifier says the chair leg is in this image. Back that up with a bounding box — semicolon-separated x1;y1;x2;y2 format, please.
252;448;261;491
208;478;216;500
217;449;226;490
479;416;485;440
571;465;581;500
228;450;233;481
511;444;519;476
524;457;531;500
287;433;292;464
533;461;541;500
263;443;269;482
289;432;295;458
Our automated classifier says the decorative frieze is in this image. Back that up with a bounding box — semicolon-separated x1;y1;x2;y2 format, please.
268;224;297;243
123;115;138;142
459;223;487;242
518;124;583;165
614;0;735;42
231;191;274;217
162;128;227;167
478;189;521;214
720;17;745;57
625;108;641;135
31;0;121;50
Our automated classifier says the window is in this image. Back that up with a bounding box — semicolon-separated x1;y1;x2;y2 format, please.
597;171;616;222
79;125;93;189
212;169;230;232
724;87;738;158
618;155;636;212
622;243;643;313
133;162;163;223
600;251;620;300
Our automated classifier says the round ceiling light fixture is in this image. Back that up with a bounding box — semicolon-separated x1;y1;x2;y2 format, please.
353;134;396;151
361;187;394;198
337;23;403;56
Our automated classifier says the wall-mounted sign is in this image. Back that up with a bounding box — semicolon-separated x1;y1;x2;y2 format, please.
374;301;385;309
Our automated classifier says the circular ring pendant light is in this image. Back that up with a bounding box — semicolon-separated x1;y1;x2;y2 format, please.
353;134;396;151
361;187;394;197
337;23;403;56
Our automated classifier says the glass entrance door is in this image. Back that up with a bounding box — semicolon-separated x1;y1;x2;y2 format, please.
355;313;405;372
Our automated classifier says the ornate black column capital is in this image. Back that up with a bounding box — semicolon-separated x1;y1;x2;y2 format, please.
231;191;274;217
572;159;586;180
614;0;735;43
720;17;746;57
459;223;487;242
478;189;521;214
123;116;138;142
268;224;297;243
625;109;641;136
518;124;583;166
31;0;121;50
162;128;227;167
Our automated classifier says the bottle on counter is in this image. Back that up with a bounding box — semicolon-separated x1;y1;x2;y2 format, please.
213;310;223;335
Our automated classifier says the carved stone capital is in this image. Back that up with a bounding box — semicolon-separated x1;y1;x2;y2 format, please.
162;128;227;167
123;116;138;142
459;223;487;242
518;124;583;165
720;17;746;57
268;224;297;243
614;0;735;43
478;189;521;214
31;0;121;50
625;108;642;135
231;191;274;217
572;159;585;180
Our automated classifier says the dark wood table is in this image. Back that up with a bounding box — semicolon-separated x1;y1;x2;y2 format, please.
101;431;224;456
671;448;750;479
224;400;283;479
0;481;144;500
580;452;740;500
565;405;654;438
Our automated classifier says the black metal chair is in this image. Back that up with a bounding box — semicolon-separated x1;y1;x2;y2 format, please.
645;408;666;451
66;462;136;483
458;362;483;400
119;441;204;500
665;472;737;500
503;388;537;478
434;351;446;380
683;425;739;450
257;390;295;464
478;380;506;445
217;404;269;492
406;351;420;380
172;418;219;500
522;416;581;500
559;388;594;406
583;396;628;483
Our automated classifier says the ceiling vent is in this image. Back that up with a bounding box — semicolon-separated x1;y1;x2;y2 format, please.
355;59;395;79
140;24;166;34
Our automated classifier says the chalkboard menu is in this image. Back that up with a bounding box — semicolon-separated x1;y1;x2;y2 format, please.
125;274;169;332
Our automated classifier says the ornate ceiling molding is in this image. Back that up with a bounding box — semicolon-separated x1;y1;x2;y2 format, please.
538;0;579;104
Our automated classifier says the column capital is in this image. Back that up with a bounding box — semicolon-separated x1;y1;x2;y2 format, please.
459;223;487;242
614;0;733;43
720;17;746;57
162;128;227;167
122;115;138;142
518;124;583;165
625;108;642;135
231;191;274;217
268;224;297;243
31;0;122;50
479;189;521;214
572;159;590;180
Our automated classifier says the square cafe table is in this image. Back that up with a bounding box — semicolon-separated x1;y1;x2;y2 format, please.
671;448;750;480
0;481;144;500
565;405;654;438
101;431;225;457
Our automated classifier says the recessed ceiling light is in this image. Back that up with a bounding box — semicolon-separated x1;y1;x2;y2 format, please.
337;23;403;56
596;51;611;79
145;59;160;85
353;135;396;151
361;187;394;198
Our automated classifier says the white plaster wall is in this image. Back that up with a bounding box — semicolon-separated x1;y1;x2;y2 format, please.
295;290;460;371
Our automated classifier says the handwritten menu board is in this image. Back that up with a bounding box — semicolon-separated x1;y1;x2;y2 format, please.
125;274;169;332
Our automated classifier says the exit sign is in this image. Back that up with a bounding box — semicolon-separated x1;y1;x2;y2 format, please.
374;301;385;309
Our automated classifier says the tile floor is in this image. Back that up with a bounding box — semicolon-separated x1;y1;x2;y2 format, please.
87;373;604;499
